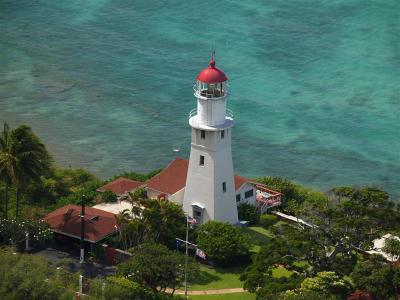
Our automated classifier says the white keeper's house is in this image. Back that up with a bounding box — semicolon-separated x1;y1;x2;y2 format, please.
97;56;281;224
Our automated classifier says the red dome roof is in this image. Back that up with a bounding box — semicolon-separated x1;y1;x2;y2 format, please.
196;59;228;83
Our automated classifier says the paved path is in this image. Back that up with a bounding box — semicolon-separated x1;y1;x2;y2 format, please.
172;288;245;295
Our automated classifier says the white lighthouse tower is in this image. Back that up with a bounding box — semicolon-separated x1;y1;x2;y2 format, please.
183;56;238;224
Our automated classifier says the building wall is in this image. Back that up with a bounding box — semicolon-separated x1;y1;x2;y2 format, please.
235;183;256;206
169;188;185;205
146;188;167;200
183;128;238;224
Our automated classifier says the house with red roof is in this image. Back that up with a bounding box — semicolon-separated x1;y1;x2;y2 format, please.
43;204;117;243
96;177;145;197
144;157;281;214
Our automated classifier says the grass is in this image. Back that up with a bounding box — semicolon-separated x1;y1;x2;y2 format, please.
187;292;256;300
242;226;273;253
190;264;247;290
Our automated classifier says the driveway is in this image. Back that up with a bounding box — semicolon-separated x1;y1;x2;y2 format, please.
33;246;116;278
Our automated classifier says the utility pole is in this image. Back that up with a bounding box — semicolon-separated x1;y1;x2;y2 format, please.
184;209;189;299
80;195;86;264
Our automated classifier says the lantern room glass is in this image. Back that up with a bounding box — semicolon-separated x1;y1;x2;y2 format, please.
196;81;227;98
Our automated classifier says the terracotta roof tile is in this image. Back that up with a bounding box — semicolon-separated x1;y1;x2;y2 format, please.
96;177;144;196
43;204;117;243
234;175;250;190
146;158;189;195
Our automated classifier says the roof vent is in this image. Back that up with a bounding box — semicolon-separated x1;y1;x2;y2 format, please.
90;216;99;221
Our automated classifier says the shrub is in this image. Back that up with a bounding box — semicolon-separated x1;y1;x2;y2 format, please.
260;214;278;229
238;202;260;225
102;190;118;203
90;276;154;299
196;221;251;265
0;248;77;299
0;218;52;249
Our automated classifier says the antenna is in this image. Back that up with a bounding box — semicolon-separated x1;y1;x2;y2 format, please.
211;48;215;61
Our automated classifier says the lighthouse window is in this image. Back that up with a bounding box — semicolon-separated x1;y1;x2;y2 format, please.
245;189;254;199
199;155;205;166
222;182;226;193
221;130;225;139
200;130;206;139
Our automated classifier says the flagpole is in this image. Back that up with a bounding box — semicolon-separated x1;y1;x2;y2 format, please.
184;208;189;299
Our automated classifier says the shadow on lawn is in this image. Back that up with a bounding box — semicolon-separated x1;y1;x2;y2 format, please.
192;269;221;285
242;227;271;245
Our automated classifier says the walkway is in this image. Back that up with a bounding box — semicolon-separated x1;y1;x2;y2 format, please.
173;288;244;295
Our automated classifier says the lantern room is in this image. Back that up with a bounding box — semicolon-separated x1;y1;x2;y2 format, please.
195;59;228;99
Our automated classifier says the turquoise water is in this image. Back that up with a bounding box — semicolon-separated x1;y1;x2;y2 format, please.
1;0;399;197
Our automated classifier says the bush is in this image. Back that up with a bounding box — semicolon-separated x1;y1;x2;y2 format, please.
196;221;251;265
90;276;154;299
260;214;278;229
102;190;118;203
0;248;77;299
238;202;259;225
0;218;52;249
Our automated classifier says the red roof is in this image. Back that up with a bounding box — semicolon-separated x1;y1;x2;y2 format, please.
43;204;117;243
234;175;251;190
96;177;144;196
197;59;228;84
146;158;189;195
146;158;249;194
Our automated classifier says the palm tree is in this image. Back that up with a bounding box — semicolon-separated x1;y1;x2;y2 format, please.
0;122;51;219
114;209;131;250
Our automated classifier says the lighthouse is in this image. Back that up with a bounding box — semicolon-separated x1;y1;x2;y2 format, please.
182;56;238;224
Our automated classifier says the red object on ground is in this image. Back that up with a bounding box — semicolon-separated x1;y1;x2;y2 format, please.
96;177;144;196
197;59;228;83
43;205;117;243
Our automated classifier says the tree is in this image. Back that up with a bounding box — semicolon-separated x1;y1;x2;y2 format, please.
117;243;199;295
0;122;51;219
102;190;118;203
115;209;132;250
196;221;251;265
142;199;186;248
0;247;76;299
351;255;400;299
382;236;400;261
237;202;259;225
296;271;351;298
260;214;278;229
90;276;155;299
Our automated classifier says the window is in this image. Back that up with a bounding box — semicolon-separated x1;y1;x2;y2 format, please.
221;130;225;139
245;189;254;199
195;211;202;217
200;130;206;139
236;194;241;202
222;182;226;193
199;155;205;166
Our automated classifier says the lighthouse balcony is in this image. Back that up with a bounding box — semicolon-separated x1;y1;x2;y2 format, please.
188;108;234;131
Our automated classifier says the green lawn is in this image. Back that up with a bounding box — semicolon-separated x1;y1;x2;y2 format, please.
242;226;272;253
187;292;256;300
190;264;247;290
188;225;276;291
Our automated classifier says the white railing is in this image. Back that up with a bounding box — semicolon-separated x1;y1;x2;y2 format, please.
188;108;234;120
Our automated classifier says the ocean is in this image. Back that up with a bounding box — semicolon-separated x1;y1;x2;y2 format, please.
0;0;399;197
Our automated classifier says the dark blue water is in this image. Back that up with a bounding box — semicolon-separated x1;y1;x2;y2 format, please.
1;0;399;197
